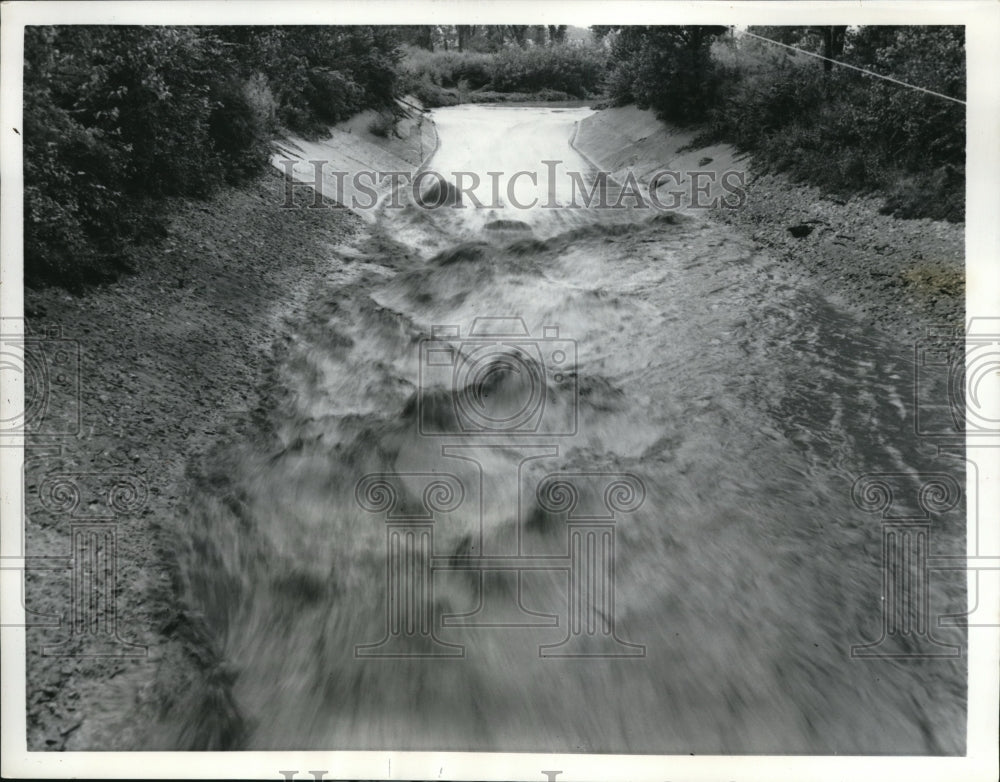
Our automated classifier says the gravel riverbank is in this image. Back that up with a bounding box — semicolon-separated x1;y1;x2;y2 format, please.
21;100;964;750
22;99;433;750
23;169;360;749
709;171;964;342
573;105;964;342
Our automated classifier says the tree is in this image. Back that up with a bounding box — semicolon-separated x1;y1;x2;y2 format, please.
604;26;729;123
819;26;848;71
508;26;530;48
456;25;476;52
394;25;435;51
23;25;406;287
746;25;847;70
844;25;902;65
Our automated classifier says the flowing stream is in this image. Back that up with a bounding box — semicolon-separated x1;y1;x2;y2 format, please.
170;105;965;754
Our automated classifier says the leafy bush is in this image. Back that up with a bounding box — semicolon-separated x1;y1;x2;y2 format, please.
706;27;965;218
406;76;463;108
215;27;402;136
460;88;574;104
23;25;404;288
24;26;233;286
209;73;278;183
487;44;607;97
399;46;493;90
367;111;396;138
604;27;728;124
603;25;965;221
307;69;366;125
398;42;606;101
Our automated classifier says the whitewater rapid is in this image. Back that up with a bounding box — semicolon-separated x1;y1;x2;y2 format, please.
167;104;966;754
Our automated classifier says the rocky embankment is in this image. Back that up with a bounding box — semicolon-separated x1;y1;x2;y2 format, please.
22;97;965;751
573;105;964;341
22;100;432;750
23;169;359;749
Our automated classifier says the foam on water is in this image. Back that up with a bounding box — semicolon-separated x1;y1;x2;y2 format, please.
164;105;966;753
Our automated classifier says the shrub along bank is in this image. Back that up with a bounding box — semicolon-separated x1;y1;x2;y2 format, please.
23;26;400;288
395;43;608;107
23;25;965;290
597;25;965;223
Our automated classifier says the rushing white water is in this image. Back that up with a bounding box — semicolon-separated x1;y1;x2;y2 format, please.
168;105;966;753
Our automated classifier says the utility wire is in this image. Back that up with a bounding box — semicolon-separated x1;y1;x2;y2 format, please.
740;29;967;106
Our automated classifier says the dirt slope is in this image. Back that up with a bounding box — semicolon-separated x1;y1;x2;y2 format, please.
572;105;964;339
22;170;362;749
22;97;436;750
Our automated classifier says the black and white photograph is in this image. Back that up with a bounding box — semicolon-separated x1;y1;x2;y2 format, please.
1;2;997;779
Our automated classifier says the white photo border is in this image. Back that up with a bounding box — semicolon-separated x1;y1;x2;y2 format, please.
2;2;997;780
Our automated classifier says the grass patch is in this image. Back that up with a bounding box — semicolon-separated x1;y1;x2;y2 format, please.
397;43;606;107
901;263;964;299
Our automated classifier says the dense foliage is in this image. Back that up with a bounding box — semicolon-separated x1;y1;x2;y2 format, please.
396;42;607;106
23;26;400;287
395;25;581;53
25;24;602;288
488;44;606;97
599;26;729;124
24;24;966;289
599;25;966;221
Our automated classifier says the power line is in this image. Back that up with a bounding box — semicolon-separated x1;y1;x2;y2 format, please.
740;29;967;106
